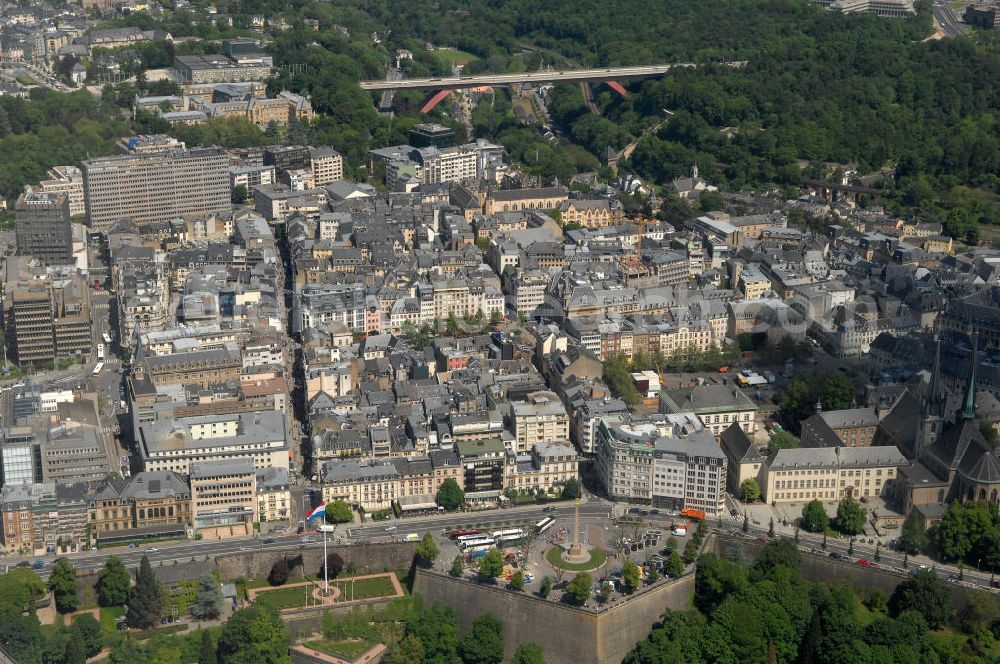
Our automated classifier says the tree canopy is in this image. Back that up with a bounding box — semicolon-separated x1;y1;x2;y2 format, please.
216;606;290;664
127;555;163;629
800;499;829;533
325;500;353;524
888;569;952;629
566;572;593;604
97;555;131;607
48;558;79;614
739;478;761;503
435;478;465;510
835;498;867;536
458;614;504;664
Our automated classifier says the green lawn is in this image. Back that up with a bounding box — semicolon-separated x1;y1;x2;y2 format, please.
305;639;375;661
247;575;305;589
331;576;396;601
545;546;608;571
254;586;313;611
99;606;126;634
432;48;478;66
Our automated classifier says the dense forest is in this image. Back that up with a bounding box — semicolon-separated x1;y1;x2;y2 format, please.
627;540;1000;664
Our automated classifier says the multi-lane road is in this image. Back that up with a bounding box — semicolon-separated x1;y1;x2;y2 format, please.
932;0;967;37
9;498;998;595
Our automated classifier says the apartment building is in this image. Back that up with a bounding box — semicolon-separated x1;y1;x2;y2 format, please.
456;439;506;502
762;446;908;504
229;164;276;190
309;147;344;186
0;482;89;554
504;443;579;494
415;277;504;324
82;147;231;233
322;459;400;512
137;343;242;388
190;459;257;537
595;415;727;515
297;283;369;333
256;466;290;522
137;410;290;474
15;192;72;264
509;391;570;453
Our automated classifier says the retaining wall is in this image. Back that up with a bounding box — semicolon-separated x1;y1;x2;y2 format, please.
215;543;417;580
411;568;694;664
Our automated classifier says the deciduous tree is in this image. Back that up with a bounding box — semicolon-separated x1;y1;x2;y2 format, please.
889;569;951;629
325;501;353;524
566;572;592;604
216;606;290;664
801;499;829;533
458;614;503;664
48;558;79;614
835;498;866;536
416;533;439;565
435;478;465;510
740;478;761;503
97;555;131;606
478;549;503;581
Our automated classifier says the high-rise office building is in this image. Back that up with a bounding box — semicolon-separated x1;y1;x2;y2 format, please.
15;192;72;265
2;257;92;367
82;147;231;233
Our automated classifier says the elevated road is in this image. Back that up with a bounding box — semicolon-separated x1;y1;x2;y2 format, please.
360;61;748;92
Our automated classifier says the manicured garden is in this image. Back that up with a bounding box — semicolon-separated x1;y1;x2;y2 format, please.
305;638;376;661
330;576;396;601
254;586;313;611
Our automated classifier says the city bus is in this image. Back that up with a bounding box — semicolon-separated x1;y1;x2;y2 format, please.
455;533;486;545
496;530;524;546
535;517;555;534
92;361;105;376
460;537;495;551
490;528;522;540
96;344;105;360
448;529;482;540
463;542;495;554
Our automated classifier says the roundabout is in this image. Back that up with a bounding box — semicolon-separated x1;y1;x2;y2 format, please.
544;544;608;572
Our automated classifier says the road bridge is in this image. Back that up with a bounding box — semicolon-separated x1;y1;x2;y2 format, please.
359;62;747;92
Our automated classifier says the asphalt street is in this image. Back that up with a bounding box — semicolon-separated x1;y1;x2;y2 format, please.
932;0;967;37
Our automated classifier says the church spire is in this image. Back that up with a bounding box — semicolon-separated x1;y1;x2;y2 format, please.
961;335;979;420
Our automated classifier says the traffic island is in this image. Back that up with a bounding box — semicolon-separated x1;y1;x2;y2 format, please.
545;544;608;572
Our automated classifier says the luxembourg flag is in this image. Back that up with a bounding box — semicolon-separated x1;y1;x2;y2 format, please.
305;503;327;522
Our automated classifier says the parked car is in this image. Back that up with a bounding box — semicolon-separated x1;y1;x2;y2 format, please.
856;559;872;566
